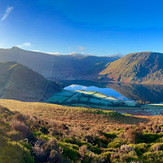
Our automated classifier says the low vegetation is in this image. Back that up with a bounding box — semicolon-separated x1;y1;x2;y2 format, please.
0;100;162;162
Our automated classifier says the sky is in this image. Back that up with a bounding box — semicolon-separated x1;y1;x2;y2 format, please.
0;0;163;56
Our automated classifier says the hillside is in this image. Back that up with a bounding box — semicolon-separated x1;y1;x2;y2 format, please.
0;61;61;101
0;100;162;162
0;47;120;81
99;52;163;84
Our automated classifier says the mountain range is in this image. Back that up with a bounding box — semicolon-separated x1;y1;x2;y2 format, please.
0;47;120;81
0;48;163;85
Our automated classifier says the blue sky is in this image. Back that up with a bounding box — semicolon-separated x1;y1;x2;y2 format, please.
0;0;163;56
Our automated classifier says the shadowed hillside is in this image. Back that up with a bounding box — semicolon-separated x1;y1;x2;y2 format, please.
0;61;61;101
99;52;163;84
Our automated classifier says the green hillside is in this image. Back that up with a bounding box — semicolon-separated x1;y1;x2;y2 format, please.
99;52;163;84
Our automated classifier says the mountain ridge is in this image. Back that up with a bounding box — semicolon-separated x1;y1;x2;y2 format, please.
99;52;163;84
0;61;61;101
0;47;120;81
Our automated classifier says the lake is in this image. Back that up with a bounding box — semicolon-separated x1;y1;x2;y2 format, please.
64;83;163;104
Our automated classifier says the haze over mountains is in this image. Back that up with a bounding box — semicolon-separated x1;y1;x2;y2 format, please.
0;61;61;101
0;47;163;85
0;47;120;81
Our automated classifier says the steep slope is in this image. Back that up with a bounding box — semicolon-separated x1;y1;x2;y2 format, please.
0;47;120;81
0;61;61;101
99;52;163;84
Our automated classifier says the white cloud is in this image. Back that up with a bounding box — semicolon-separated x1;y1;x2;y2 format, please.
17;42;31;48
1;7;14;21
79;46;86;51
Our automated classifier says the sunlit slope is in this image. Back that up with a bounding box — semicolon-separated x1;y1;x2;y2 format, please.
99;52;163;84
0;99;147;125
0;61;61;101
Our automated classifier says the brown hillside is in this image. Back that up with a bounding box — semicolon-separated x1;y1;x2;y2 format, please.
99;52;163;84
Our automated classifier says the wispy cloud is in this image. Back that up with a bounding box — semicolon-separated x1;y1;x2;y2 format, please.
1;7;14;21
79;46;86;51
17;42;31;48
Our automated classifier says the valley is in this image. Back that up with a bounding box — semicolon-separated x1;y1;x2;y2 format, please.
0;48;163;162
1;1;163;162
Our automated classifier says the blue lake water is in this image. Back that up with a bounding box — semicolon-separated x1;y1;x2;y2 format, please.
64;83;163;103
64;84;131;101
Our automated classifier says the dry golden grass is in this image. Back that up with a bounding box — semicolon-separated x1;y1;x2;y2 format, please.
0;99;159;129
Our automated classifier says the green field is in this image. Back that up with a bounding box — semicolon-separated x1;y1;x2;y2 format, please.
47;90;137;107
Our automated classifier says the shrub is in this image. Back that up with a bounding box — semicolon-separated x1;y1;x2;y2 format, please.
151;143;163;152
32;140;47;162
131;143;149;156
103;132;117;139
7;130;22;141
48;127;60;136
153;144;161;151
10;120;31;139
33;139;62;162
90;145;101;154
119;151;139;163
59;142;80;161
84;135;100;146
142;134;160;143
43;139;62;162
142;151;163;163
12;113;26;122
120;145;135;153
62;137;82;146
125;129;143;143
107;138;126;148
79;145;87;157
99;152;111;163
